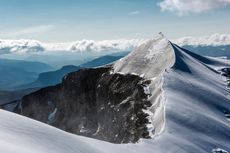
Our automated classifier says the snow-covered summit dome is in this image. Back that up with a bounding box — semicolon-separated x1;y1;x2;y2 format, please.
113;34;175;79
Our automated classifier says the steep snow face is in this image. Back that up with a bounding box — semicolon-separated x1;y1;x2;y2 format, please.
152;45;230;153
113;34;175;137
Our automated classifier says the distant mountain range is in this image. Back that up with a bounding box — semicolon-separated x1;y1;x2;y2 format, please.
80;55;124;68
17;65;81;90
0;58;53;90
16;54;127;90
0;53;127;104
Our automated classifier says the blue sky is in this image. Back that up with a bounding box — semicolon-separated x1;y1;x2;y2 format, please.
0;0;229;42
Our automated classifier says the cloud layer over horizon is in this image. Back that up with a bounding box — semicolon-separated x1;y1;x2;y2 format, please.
159;0;230;15
0;33;230;55
0;39;146;55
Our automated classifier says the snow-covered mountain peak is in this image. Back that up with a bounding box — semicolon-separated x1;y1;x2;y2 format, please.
10;34;177;144
1;34;230;152
113;34;175;79
112;34;176;139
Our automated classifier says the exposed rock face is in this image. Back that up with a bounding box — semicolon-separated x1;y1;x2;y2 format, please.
18;66;152;143
221;68;230;121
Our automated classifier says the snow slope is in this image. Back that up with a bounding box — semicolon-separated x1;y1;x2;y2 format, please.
151;44;230;153
114;34;175;137
1;35;230;153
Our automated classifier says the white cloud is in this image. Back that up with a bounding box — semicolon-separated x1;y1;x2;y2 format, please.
173;33;230;46
1;33;230;55
0;39;45;54
129;11;141;15
158;0;230;15
68;39;146;52
0;39;147;54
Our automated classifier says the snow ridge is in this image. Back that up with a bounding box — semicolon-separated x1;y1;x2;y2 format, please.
113;34;175;138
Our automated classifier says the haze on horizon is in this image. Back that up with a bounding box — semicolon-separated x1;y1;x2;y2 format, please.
0;0;229;42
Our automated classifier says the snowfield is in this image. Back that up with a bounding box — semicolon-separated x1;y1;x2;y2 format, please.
0;35;230;153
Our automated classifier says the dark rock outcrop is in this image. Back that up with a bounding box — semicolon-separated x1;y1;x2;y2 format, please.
17;66;152;143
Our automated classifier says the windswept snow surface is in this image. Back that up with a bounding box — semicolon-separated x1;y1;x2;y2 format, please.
1;35;230;153
114;34;175;78
0;109;128;153
114;34;175;136
158;44;230;153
